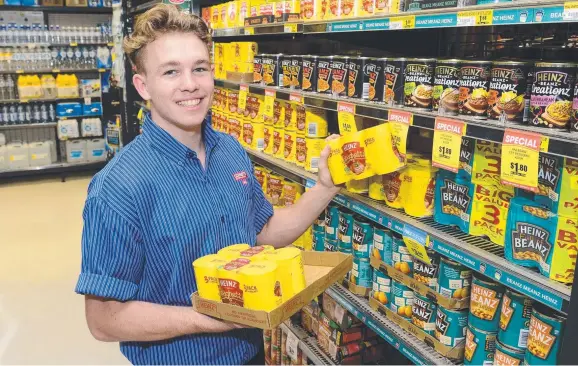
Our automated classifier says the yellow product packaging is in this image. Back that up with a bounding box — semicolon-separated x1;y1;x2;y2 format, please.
377;0;401;13
252;122;265;151
273;101;286;128
357;0;374;17
264;125;274;155
282;180;304;206
240;119;251;147
217;258;252;306
193;254;229;301
469;184;514;246
223;43;234;65
284;130;297;163
272;127;285;158
212;5;222;28
364;123;405;175
233;42;258;63
221;112;231;134
472;140;502;186
296;136;307;168
228;116;242;142
214;43;225;64
217;244;251;260
237;0;250;27
224;1;238;28
388;121;409;167
284;102;297;131
327;0;357;19
250;94;265;124
266;247;306;301
327;137;352;185
301;0;326;21
294;227;313;250
296;105;306;135
305;107;329;138
238;245;275;260
401;156;437;218
267;172;284;205
369;174;385;201
552;215;578;284
250;0;266;16
227;90;239;115
305;137;325;173
254;166;267;188
232;62;254;73
275;0;300;16
346;178;369;194
558;158;578;218
383;170;405;209
239;262;282;311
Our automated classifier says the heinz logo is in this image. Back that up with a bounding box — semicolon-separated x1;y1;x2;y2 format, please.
199;301;217;312
233;171;248;181
338;103;355;113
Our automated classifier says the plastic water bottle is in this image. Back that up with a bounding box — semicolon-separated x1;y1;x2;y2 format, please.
9;104;17;125
6;76;15;99
66;47;74;69
88;46;96;69
73;47;82;69
17;104;25;124
32;103;40;123
0;75;5;100
40;103;48;123
48;103;55;122
25;104;31;123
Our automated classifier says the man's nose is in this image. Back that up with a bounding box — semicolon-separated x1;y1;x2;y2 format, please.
180;71;198;91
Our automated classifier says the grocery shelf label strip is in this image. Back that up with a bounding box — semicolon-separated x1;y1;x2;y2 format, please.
415;14;457;28
457;9;493;26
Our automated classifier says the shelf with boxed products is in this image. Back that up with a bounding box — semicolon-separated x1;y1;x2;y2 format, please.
279;321;337;365
213;22;304;38
243;147;572;313
215;79;578;160
325;283;455;365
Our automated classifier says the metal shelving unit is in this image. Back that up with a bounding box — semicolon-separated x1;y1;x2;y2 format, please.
0;68;110;74
279;322;337;365
0;122;57;129
0;5;113;14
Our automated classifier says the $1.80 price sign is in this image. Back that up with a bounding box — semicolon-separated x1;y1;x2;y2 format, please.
432;118;467;172
264;89;276;118
238;84;249;111
501;129;540;192
337;102;357;134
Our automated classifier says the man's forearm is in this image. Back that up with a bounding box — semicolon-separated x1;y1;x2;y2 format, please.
86;296;239;342
257;184;340;248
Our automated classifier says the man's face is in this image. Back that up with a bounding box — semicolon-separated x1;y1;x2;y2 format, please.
133;32;213;131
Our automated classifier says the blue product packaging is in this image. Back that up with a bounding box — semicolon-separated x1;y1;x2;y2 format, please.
83;102;103;116
56;102;82;117
5;0;22;5
504;197;557;276
434;170;474;234
515;153;564;212
458;136;475;180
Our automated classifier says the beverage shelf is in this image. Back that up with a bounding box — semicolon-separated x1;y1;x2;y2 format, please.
0;96;101;104
0;5;113;14
0;42;112;48
243;147;572;313
216;79;578;160
0;68;110;74
0;160;106;180
0;122;56;129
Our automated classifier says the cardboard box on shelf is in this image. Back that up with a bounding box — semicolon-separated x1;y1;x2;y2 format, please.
369;257;470;310
42;0;63;5
369;297;465;361
244;14;276;26
192;251;353;329
65;0;87;6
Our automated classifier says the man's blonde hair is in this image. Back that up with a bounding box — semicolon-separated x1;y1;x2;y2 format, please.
123;4;211;73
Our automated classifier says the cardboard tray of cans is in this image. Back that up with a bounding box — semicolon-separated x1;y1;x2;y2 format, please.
192;251;352;329
343;279;372;298
370;257;470;310
368;297;464;361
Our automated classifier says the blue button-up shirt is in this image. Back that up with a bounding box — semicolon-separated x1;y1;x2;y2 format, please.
75;113;274;365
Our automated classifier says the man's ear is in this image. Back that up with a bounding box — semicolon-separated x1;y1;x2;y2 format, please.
133;73;151;100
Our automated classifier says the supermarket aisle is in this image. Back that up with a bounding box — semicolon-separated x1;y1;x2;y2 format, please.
0;176;129;365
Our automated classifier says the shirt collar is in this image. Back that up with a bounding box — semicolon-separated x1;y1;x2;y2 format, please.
142;112;220;162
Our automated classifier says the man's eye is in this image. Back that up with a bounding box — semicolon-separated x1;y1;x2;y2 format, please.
164;70;177;76
194;67;209;73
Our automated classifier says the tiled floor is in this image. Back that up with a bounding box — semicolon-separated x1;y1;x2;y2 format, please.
0;176;128;365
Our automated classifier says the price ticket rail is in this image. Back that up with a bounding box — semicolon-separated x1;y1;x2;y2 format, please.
279;322;337;365
243;147;572;314
216;79;578;160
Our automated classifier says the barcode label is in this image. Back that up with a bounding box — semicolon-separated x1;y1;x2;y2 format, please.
278;73;284;87
362;82;370;99
519;329;529;348
308;123;318;136
257;138;264;150
310;157;319;170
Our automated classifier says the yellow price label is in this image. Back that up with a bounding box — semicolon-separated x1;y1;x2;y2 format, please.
238;84;248;111
564;1;578;20
70;42;78;47
98;68;106;72
289;93;303;104
245;27;254;35
284;23;298;33
264;89;276;118
500;129;540;192
402;225;431;265
389;15;415;30
432;118;467;173
52;69;60;73
337;102;357;135
540;136;549;152
16;70;24;73
457;9;493;26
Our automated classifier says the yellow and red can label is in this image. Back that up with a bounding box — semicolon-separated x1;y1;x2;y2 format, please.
284;130;297;163
193;254;229;301
239;262;282;311
273;128;285;158
296;136;307;168
217;258;252;306
264;125;274;155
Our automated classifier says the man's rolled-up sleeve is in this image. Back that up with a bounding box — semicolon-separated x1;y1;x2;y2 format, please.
75;197;144;301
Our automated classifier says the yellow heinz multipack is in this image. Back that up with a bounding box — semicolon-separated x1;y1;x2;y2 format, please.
301;0;326;21
192;254;229;301
217;244;251;259
239;262;282;311
266;247;306;301
400;156;437;218
469;183;514;246
233;42;258;63
305;107;329;138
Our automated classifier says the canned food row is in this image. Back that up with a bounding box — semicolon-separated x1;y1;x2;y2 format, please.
253;54;578;130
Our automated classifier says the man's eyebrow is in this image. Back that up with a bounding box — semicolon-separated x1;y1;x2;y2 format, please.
194;59;210;66
158;61;180;70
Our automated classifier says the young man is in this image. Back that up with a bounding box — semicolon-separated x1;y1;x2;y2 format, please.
75;4;340;365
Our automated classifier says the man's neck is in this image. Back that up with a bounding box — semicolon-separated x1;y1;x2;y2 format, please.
151;110;205;155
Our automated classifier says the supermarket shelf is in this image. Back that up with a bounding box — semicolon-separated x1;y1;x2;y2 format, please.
212;22;304;38
128;0;162;15
211;0;575;38
0;5;113;14
0;68;110;74
244;147;572;313
0;160;106;179
0;42;112;48
326;284;454;365
0;122;56;129
279;322;337;365
0;96;101;104
216;79;578;160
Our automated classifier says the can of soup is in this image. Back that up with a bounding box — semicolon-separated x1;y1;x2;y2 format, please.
351;257;372;288
392;234;413;276
372;269;392;306
435;306;468;347
437;257;472;299
352;216;373;258
498;289;533;349
433;59;461;115
296;136;306;168
317;56;332;94
469;273;505;332
495;339;526;366
324;203;340;241
253;54;263;84
330;56;349;97
338;208;355;248
324;238;338;252
313;230;325;251
348;56;366;99
384;57;406;106
412;292;437;335
391;279;414;319
363;57;384;102
302;55;318;93
372;225;393;266
262;53;283;87
291;55;303;90
524;304;565;365
280;55;292;89
464;325;497;366
413;249;440;291
459;60;492;119
404;58;435;109
488;61;530;123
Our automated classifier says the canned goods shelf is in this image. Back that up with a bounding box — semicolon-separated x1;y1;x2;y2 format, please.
243;147;572;313
279;322;337;365
325;283;455;365
217;79;578;159
213;23;304;38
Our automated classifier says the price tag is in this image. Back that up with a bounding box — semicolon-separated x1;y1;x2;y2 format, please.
264;89;276;118
501;129;540;192
432;118;466;173
284;23;298;33
84;97;91;105
70;42;78;47
238;84;248;111
285;331;299;362
389;15;415;29
16;70;24;73
388;110;412;162
98;68;106;72
402;225;431;265
457;9;493;26
540;136;549;152
245;27;254;35
563;1;578;20
289;93;303;103
337;102;357;134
